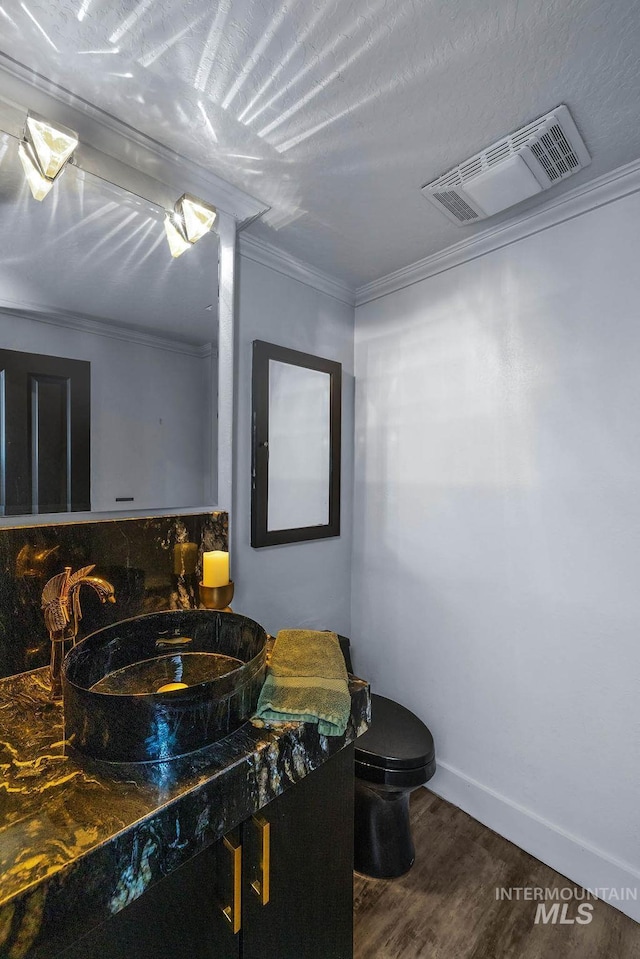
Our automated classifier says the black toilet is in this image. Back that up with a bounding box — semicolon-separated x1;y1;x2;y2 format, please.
338;637;436;879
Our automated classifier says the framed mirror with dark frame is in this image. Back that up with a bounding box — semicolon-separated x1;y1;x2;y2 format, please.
251;340;341;548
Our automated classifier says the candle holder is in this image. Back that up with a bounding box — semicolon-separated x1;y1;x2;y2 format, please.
199;580;234;612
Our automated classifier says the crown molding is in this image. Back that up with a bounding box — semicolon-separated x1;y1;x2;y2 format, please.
239;233;355;307
0;53;268;225
0;300;212;357
356;156;640;306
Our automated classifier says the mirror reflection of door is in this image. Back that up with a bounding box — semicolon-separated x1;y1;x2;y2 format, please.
0;348;90;516
267;360;330;531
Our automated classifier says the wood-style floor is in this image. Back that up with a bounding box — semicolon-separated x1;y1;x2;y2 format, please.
354;788;640;959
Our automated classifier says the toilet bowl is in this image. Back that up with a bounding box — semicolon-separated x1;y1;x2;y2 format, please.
354;694;435;877
337;637;436;879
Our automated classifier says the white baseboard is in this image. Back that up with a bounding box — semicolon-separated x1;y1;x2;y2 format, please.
427;761;640;925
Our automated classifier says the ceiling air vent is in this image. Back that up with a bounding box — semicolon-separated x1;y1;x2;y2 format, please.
421;105;590;224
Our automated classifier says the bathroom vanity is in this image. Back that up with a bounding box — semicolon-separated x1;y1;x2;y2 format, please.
0;667;370;959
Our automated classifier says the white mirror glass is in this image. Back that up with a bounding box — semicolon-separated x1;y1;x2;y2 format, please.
267;360;330;531
0;132;218;519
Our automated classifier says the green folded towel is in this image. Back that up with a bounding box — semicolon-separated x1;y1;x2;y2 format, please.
255;629;351;737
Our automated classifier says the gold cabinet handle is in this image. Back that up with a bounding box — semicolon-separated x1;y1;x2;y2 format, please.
250;815;270;906
222;835;242;933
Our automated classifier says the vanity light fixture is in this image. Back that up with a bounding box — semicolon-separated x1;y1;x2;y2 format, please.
164;193;217;257
13;113;218;249
17;113;78;201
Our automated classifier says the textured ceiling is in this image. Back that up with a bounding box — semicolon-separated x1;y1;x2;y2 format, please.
1;0;640;289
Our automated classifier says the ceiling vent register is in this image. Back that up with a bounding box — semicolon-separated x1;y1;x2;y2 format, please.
421;104;591;224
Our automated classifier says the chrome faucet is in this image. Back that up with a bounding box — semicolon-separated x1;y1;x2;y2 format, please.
41;565;116;699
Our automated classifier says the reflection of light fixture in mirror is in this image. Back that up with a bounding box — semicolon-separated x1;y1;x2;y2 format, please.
18;113;78;201
164;193;217;257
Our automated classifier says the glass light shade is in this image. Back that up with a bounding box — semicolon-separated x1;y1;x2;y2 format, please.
176;193;217;243
164;213;191;258
25;114;78;179
18;141;54;201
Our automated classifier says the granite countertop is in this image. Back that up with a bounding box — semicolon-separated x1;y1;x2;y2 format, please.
0;667;370;959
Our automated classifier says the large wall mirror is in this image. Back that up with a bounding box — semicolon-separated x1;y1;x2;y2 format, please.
0;130;219;520
251;340;341;547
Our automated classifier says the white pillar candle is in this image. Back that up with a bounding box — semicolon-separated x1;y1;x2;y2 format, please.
202;550;230;587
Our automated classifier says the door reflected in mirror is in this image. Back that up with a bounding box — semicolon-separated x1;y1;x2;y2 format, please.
251;341;341;547
0;348;90;515
0;131;219;519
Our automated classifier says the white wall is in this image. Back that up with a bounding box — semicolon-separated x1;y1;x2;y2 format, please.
233;255;354;638
353;191;640;919
0;315;210;513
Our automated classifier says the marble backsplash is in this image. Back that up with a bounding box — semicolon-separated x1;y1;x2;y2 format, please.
0;512;228;680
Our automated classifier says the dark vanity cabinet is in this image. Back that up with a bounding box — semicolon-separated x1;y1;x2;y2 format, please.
241;743;353;959
60;745;354;959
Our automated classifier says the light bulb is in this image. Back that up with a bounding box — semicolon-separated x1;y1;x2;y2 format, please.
164;213;191;258
18;140;54;201
176;194;217;243
25;114;78;179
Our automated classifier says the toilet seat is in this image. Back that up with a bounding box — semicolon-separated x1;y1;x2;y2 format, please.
355;695;436;787
356;694;435;769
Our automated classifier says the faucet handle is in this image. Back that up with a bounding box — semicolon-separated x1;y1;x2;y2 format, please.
66;565;97;589
41;570;70;610
41;565;97;606
41;564;97;628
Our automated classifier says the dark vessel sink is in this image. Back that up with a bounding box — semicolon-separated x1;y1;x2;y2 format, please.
62;610;267;763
